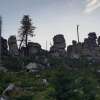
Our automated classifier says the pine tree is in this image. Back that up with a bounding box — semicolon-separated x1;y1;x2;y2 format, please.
19;15;36;49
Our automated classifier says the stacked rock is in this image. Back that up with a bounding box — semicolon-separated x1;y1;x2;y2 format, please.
8;35;19;56
50;34;66;57
83;32;97;49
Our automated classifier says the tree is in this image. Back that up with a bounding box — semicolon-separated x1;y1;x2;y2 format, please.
18;15;36;49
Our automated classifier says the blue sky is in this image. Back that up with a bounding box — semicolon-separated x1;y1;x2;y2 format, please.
0;0;100;49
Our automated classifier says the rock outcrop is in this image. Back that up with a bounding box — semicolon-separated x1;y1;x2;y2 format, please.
8;36;19;56
28;42;41;56
83;32;97;50
0;83;21;100
67;40;82;59
50;34;66;57
1;37;8;56
67;32;100;60
25;63;39;73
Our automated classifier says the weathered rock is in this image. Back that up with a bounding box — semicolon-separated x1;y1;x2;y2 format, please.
28;42;41;56
88;32;97;40
25;63;39;73
1;83;22;100
50;34;66;57
67;32;100;59
97;36;100;46
1;37;8;56
0;67;7;72
42;79;48;86
67;41;82;59
19;42;41;56
81;32;98;58
8;36;19;56
81;48;92;56
3;84;15;95
87;32;97;49
67;45;73;57
83;38;89;49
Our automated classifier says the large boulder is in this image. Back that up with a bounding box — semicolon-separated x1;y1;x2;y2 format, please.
3;84;16;95
28;42;41;56
25;63;39;73
19;42;41;57
0;83;22;100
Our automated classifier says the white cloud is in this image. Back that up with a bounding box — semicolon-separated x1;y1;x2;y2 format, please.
84;0;100;13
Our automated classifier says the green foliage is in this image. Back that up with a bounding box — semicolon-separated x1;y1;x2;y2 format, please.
48;57;65;68
14;96;33;100
2;56;36;71
0;64;100;100
45;67;100;100
2;56;23;71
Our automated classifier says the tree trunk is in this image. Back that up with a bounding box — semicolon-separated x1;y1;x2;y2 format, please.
25;34;28;56
26;34;28;47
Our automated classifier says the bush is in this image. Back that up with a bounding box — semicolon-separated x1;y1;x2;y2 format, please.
46;67;100;100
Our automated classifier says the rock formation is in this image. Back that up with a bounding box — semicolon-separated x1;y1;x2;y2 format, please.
19;47;26;57
67;40;82;59
25;63;39;73
97;36;100;46
82;32;98;58
87;32;97;49
0;83;22;100
67;32;100;60
50;34;66;57
1;37;8;56
8;36;19;56
28;42;41;56
19;42;41;57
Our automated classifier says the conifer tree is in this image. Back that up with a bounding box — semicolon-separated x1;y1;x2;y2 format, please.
19;15;36;49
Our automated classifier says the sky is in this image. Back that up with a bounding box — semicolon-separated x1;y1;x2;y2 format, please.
0;0;100;50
